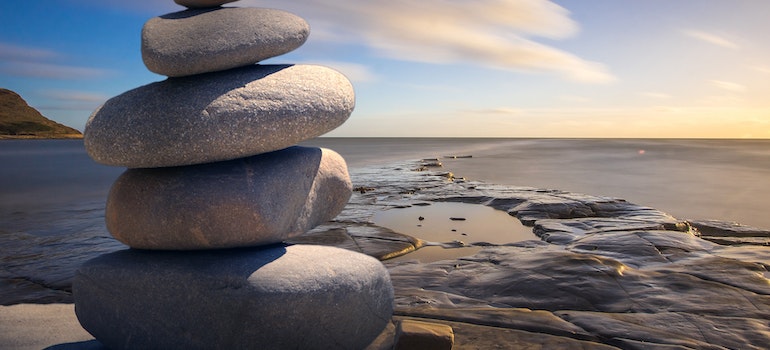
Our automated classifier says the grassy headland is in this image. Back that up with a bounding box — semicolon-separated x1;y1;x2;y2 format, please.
0;88;83;139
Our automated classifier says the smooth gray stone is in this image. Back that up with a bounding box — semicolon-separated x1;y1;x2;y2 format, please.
84;64;354;168
143;7;309;76
173;0;238;8
73;244;394;350
106;146;352;250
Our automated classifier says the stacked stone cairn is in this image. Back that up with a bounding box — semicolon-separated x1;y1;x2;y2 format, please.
73;0;394;348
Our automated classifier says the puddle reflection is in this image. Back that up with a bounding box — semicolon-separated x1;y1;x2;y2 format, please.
374;201;536;262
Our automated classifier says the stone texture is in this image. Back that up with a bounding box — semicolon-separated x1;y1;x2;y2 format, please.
84;64;354;168
173;0;238;8
142;7;309;77
393;319;454;350
73;244;394;350
105;146;352;250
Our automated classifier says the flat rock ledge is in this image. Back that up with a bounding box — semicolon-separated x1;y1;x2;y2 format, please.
293;160;770;349
4;159;770;349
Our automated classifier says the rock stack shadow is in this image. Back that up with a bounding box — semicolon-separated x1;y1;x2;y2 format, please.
73;1;394;349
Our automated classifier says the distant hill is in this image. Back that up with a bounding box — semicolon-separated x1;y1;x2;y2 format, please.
0;88;83;139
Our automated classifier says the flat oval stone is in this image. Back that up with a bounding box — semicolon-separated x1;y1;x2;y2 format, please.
105;146;352;250
74;244;394;350
142;7;309;76
84;64;354;168
173;0;238;8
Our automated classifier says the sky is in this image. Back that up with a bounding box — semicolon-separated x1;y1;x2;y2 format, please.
1;0;769;138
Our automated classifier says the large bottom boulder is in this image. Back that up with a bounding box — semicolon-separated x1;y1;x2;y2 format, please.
73;244;394;350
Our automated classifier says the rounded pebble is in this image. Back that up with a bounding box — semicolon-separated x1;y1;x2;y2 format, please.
74;244;394;350
143;7;308;76
105;147;352;250
84;64;354;168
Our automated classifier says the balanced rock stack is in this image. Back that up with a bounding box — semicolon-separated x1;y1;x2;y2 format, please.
73;1;394;349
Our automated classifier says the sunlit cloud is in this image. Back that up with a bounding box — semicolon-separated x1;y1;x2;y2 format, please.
560;95;590;103
333;105;770;138
82;0;615;83
683;30;740;49
641;92;671;99
709;80;747;93
751;65;770;74
244;0;615;83
472;107;525;115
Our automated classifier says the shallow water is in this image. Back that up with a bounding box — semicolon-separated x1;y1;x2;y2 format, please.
304;138;770;229
373;201;537;263
435;139;770;229
374;202;534;245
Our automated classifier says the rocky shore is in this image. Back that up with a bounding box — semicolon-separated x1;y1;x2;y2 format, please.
4;157;768;348
295;158;770;349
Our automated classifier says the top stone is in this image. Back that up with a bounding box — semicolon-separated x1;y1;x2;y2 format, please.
142;7;309;77
174;0;238;8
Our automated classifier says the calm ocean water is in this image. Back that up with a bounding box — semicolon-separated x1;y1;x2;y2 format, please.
304;138;770;230
1;138;768;303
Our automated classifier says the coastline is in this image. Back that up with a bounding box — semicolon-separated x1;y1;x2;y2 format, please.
2;151;770;348
0;134;83;140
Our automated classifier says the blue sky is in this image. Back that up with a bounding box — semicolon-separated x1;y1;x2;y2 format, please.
2;0;769;138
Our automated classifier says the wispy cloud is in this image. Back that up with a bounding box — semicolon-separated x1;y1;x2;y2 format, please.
82;0;614;83
560;95;590;103
27;90;108;114
683;30;740;49
751;65;770;74
472;107;525;115
0;43;60;61
0;42;112;80
244;0;615;83
69;0;178;14
709;79;747;93
640;92;671;99
0;62;111;80
40;90;110;103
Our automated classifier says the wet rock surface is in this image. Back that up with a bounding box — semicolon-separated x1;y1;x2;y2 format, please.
291;160;770;349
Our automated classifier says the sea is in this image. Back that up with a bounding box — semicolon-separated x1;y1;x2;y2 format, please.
1;138;769;304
